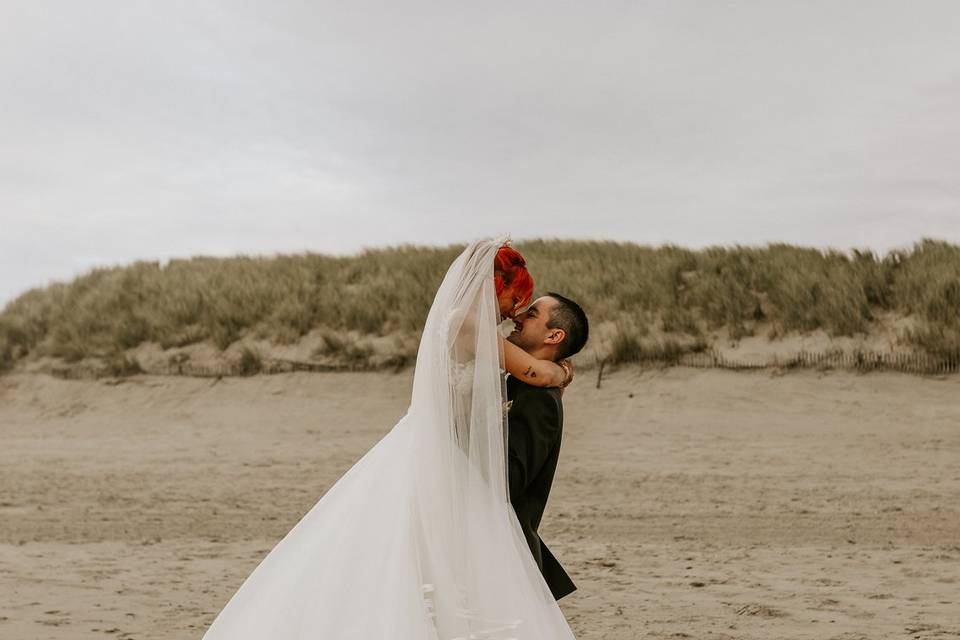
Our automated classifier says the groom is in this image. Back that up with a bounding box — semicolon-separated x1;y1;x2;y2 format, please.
505;292;589;601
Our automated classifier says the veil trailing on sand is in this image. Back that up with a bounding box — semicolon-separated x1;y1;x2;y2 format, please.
202;238;576;639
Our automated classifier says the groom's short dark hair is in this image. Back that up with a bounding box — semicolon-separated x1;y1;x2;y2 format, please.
546;292;589;360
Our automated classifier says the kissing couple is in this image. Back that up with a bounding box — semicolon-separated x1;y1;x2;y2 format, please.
203;237;590;639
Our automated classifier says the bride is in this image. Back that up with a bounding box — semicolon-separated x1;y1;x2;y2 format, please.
202;237;577;639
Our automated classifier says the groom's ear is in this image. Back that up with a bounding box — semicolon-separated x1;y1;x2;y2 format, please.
544;328;566;348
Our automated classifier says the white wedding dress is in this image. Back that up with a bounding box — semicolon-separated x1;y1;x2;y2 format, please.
202;238;577;639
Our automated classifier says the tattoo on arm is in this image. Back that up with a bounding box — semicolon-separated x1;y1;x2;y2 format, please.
523;366;536;378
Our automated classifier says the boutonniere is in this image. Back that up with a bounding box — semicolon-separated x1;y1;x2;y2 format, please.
502;399;513;413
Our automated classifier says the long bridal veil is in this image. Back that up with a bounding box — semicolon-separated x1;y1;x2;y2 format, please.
202;238;576;639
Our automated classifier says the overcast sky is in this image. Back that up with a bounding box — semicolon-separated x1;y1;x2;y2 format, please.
2;1;959;307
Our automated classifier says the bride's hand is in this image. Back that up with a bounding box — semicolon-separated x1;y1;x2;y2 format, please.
558;359;574;396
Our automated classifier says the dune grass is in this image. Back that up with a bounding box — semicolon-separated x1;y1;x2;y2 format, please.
1;238;958;374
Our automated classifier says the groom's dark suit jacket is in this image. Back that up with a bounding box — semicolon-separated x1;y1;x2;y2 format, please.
506;374;577;600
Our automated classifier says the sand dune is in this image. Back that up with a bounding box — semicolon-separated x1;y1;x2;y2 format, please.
1;367;959;639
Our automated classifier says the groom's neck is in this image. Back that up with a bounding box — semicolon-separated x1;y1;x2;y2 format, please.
526;344;558;363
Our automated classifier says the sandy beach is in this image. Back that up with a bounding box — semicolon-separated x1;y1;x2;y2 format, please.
1;366;959;639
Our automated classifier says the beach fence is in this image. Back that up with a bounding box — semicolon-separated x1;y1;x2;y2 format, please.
44;356;345;380
681;348;960;375
39;348;960;381
595;348;960;387
153;357;346;377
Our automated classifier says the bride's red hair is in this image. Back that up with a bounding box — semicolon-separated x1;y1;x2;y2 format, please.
494;244;534;309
